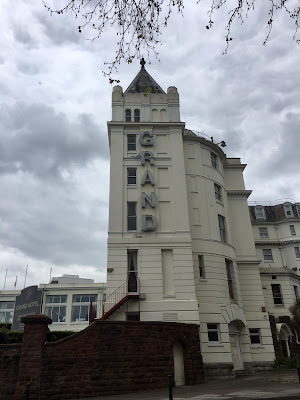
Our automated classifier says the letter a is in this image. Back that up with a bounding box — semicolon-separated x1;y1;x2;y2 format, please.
141;170;155;186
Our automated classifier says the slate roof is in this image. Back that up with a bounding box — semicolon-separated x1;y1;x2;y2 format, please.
125;58;165;94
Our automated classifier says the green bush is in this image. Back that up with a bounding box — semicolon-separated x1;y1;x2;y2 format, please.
0;328;23;344
0;323;12;330
46;331;75;342
274;355;300;369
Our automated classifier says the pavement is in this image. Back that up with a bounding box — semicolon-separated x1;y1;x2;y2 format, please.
71;369;300;400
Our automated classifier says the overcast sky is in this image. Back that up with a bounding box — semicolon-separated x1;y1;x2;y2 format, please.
1;1;299;289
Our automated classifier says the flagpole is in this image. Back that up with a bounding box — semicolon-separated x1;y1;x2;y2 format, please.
24;265;28;288
3;269;8;290
50;267;52;281
14;276;18;289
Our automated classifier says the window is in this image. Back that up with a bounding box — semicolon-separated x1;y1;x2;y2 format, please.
214;183;222;202
134;109;140;122
263;249;273;261
71;294;97;322
284;204;294;218
249;328;261;345
226;260;234;300
127;168;137;185
45;295;67;323
127;202;137;231
259;227;268;238
296;204;300;218
0;301;14;323
271;284;283;305
198;255;205;278
294;286;299;300
125;109;131;122
295;247;300;259
218;215;227;243
255;206;266;219
290;225;296;235
127;135;136;151
211;152;218;169
207;323;220;342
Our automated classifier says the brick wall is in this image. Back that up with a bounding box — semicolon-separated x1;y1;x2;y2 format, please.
0;344;21;400
1;316;204;400
41;321;204;399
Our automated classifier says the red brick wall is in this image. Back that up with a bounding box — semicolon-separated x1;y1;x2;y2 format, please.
40;321;204;399
0;344;21;400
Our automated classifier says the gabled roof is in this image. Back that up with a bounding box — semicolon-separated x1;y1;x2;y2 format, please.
125;58;166;94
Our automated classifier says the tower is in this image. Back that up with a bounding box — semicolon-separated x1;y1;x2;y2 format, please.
106;59;199;323
105;61;275;377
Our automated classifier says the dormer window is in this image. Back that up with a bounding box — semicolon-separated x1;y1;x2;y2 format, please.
134;109;140;122
255;206;266;220
125;109;131;122
284;204;294;218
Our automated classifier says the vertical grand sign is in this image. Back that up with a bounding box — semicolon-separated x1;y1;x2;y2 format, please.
140;132;157;231
12;286;42;332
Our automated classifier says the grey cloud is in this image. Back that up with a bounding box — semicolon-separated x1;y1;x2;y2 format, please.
13;25;37;47
0;102;109;178
17;61;40;75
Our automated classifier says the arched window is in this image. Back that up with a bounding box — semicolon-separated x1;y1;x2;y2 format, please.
125;109;131;122
134;109;140;122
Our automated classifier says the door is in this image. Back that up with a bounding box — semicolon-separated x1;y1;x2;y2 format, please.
173;342;185;386
230;334;243;370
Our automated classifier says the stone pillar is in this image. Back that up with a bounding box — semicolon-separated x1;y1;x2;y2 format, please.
14;314;52;400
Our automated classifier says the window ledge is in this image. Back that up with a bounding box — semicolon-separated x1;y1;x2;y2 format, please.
163;295;176;298
216;200;224;206
127;185;137;188
208;343;224;347
199;278;207;282
274;304;284;307
250;344;264;348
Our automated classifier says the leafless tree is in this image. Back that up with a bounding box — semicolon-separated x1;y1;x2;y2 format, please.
43;0;300;80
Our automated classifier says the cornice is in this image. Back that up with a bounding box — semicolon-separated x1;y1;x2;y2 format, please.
226;190;252;198
224;164;247;170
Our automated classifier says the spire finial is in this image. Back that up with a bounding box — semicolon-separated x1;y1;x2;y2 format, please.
140;58;146;69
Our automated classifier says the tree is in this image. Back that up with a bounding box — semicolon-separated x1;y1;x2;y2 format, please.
43;0;300;79
290;299;300;328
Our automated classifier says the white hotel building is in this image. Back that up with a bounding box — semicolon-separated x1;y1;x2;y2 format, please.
1;61;300;378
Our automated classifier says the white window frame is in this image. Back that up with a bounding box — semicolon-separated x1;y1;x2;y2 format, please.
249;328;262;346
263;249;273;261
127;202;137;231
211;152;218;169
255;206;266;220
271;284;283;305
71;294;97;323
294;286;299;300
45;295;67;324
296;204;300;218
207;323;221;343
198;255;205;279
125;109;131;122
218;214;227;243
295;247;300;260
127;168;137;185
284;204;294;218
0;301;15;323
134;109;140;122
259;227;268;238
226;260;234;300
290;225;296;235
214;183;222;202
127;134;136;151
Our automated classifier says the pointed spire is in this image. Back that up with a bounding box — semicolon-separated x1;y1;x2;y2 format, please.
125;59;165;94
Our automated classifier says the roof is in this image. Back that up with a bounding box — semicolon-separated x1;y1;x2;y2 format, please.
125;58;165;94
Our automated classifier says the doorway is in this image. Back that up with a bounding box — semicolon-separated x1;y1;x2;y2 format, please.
173;342;185;386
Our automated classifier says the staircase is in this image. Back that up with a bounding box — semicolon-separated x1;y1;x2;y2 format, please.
100;278;140;320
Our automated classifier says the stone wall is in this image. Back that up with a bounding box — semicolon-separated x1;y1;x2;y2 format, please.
0;344;21;400
0;315;204;400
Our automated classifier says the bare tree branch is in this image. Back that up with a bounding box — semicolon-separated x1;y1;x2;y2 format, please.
42;0;300;79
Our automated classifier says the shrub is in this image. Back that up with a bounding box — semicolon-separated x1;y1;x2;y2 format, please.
0;323;12;330
0;328;23;344
274;355;300;369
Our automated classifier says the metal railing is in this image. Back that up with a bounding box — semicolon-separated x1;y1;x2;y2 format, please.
102;279;140;316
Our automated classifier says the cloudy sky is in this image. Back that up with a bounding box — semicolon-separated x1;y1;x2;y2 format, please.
1;1;299;289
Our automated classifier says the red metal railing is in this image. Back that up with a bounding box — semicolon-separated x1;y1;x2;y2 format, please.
101;278;140;319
